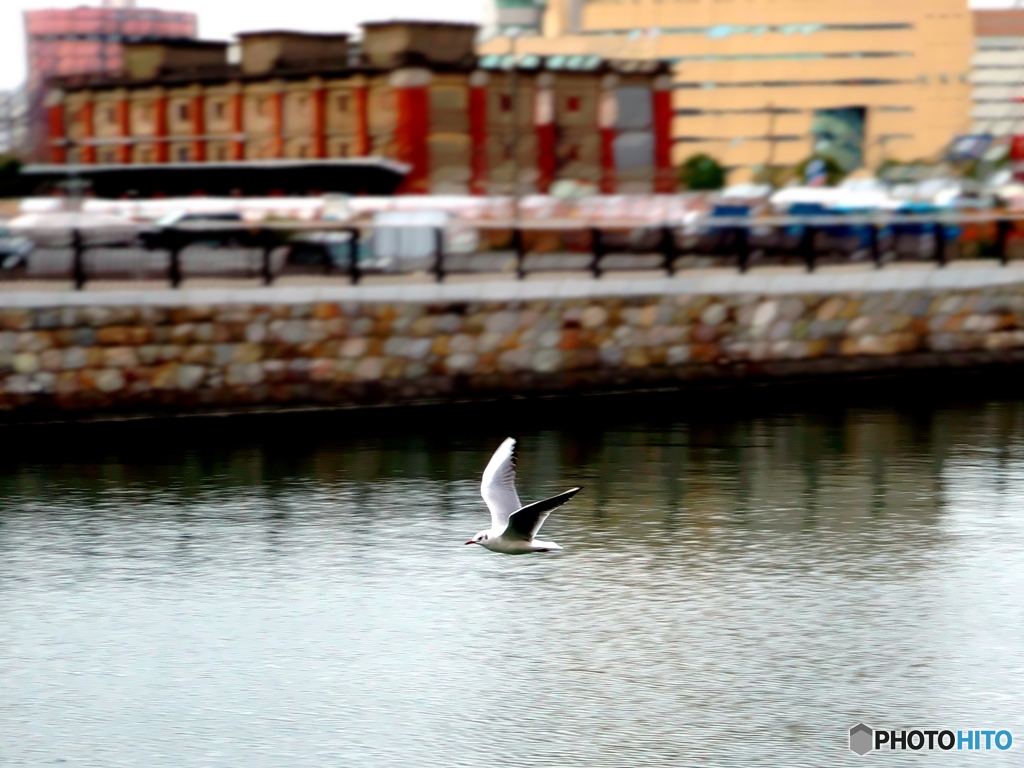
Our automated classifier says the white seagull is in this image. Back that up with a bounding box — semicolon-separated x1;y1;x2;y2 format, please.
465;437;581;554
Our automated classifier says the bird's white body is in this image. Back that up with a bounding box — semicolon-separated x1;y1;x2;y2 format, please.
466;437;580;555
477;534;563;555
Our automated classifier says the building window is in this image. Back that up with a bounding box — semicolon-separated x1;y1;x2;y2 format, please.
336;93;349;113
139;146;154;163
213;144;228;161
106;106;116;124
567;96;581;112
176;146;190;162
298;143;309;158
213;101;225;120
338;142;349;157
177;102;189;121
500;94;512;112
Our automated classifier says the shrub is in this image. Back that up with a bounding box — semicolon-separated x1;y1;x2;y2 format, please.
678;153;726;190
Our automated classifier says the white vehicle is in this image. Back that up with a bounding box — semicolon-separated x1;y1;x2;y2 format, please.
370;210;449;270
153;210;244;227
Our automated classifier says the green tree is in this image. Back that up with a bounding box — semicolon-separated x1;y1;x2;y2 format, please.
678;153;726;190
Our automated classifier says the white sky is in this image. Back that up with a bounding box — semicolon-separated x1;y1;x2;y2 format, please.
0;0;1016;91
0;0;487;90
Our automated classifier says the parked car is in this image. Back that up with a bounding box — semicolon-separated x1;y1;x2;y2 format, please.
139;211;250;250
284;230;391;274
0;223;34;270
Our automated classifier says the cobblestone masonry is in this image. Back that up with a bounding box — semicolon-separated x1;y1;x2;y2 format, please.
4;269;1024;417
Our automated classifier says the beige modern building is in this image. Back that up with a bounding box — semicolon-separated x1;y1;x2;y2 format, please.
481;0;974;181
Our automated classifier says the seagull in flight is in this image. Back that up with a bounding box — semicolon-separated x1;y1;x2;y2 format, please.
465;437;581;554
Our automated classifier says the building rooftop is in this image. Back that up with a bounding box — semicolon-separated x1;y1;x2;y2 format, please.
125;38;229;49
46;18;670;90
237;30;351;39
477;53;670;75
360;19;479;30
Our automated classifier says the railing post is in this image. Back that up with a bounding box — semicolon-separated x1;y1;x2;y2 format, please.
591;227;603;279
802;225;816;273
661;225;676;276
736;225;749;273
433;227;445;283
72;228;86;290
934;220;947;268
348;227;361;284
261;238;274;286
997;218;1010;266
169;239;182;288
512;228;528;282
512;227;528;280
869;223;881;269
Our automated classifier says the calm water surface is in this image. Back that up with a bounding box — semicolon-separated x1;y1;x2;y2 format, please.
2;403;1024;766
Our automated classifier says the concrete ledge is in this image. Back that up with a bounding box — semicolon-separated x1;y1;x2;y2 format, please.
3;263;1024;308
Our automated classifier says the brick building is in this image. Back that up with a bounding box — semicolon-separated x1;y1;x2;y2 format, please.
44;20;675;195
23;0;198;159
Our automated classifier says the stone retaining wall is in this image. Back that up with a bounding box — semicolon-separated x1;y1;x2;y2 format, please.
4;270;1024;418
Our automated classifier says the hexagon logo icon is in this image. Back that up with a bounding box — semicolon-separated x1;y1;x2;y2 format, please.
850;723;873;755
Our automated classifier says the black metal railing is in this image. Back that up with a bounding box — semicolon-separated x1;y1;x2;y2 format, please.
3;212;1024;289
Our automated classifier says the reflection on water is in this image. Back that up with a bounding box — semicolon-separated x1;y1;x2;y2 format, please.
2;404;1024;766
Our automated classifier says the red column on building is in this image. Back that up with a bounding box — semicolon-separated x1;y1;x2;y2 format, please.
191;92;206;162
652;75;675;193
154;93;168;163
311;83;326;159
534;79;556;194
116;95;130;164
353;83;369;156
469;72;488;195
598;78;617;194
391;69;431;194
79;99;96;164
46;92;66;164
271;88;284;158
1012;133;1024;181
231;90;245;160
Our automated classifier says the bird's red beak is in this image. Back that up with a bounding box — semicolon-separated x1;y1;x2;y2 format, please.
465;539;476;545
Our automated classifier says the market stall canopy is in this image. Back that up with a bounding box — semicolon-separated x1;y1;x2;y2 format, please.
16;158;410;199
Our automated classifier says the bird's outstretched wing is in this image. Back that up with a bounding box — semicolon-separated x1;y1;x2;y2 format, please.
481;437;521;531
503;487;582;541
